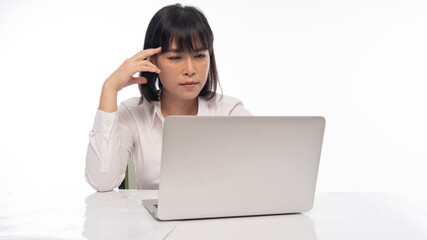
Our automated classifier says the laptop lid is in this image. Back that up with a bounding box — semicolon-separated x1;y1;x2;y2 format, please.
155;116;325;220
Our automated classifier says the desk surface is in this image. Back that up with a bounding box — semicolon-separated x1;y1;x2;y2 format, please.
1;190;426;240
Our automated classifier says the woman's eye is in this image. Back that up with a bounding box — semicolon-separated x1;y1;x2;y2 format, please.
195;54;206;58
168;56;181;60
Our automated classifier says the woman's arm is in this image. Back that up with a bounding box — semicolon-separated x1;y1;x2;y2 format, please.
85;48;162;191
85;106;136;192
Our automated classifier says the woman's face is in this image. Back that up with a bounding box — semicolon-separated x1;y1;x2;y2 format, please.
154;42;210;101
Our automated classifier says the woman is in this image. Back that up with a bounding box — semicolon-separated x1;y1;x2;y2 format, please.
85;4;251;192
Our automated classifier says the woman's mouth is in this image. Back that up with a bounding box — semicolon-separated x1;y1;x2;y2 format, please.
179;81;199;88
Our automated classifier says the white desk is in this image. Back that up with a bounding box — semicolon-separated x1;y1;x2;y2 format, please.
1;190;426;239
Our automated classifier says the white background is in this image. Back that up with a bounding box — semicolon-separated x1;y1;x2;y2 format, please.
0;0;426;210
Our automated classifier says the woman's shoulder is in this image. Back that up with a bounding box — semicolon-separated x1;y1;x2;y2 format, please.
199;94;251;116
121;97;141;107
201;94;240;108
206;94;243;104
118;97;160;124
119;97;158;115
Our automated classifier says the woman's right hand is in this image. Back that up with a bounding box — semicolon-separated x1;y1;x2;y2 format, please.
104;47;162;91
99;47;162;112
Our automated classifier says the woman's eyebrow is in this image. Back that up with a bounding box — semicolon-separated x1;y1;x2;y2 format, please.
163;48;207;53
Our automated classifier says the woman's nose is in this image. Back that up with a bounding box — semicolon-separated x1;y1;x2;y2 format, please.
183;56;195;77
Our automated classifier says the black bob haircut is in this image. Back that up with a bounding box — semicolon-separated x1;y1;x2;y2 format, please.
139;4;219;103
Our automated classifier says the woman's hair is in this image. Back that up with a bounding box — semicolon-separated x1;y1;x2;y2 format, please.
139;4;219;103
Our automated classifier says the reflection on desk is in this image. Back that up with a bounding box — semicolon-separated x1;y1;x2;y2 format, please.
1;190;427;240
83;190;176;239
83;190;316;239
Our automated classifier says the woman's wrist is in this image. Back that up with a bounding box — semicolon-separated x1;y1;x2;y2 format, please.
99;81;119;113
102;78;120;92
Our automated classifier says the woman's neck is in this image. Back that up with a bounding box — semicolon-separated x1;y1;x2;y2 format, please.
160;92;198;119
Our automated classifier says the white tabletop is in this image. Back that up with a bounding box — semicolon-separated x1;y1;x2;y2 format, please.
1;190;426;240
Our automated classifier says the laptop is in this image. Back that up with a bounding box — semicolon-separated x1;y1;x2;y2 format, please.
143;116;325;220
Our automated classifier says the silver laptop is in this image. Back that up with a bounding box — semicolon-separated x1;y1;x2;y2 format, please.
143;116;325;220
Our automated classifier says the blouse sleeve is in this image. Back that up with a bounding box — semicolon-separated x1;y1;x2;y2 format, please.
85;105;135;192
